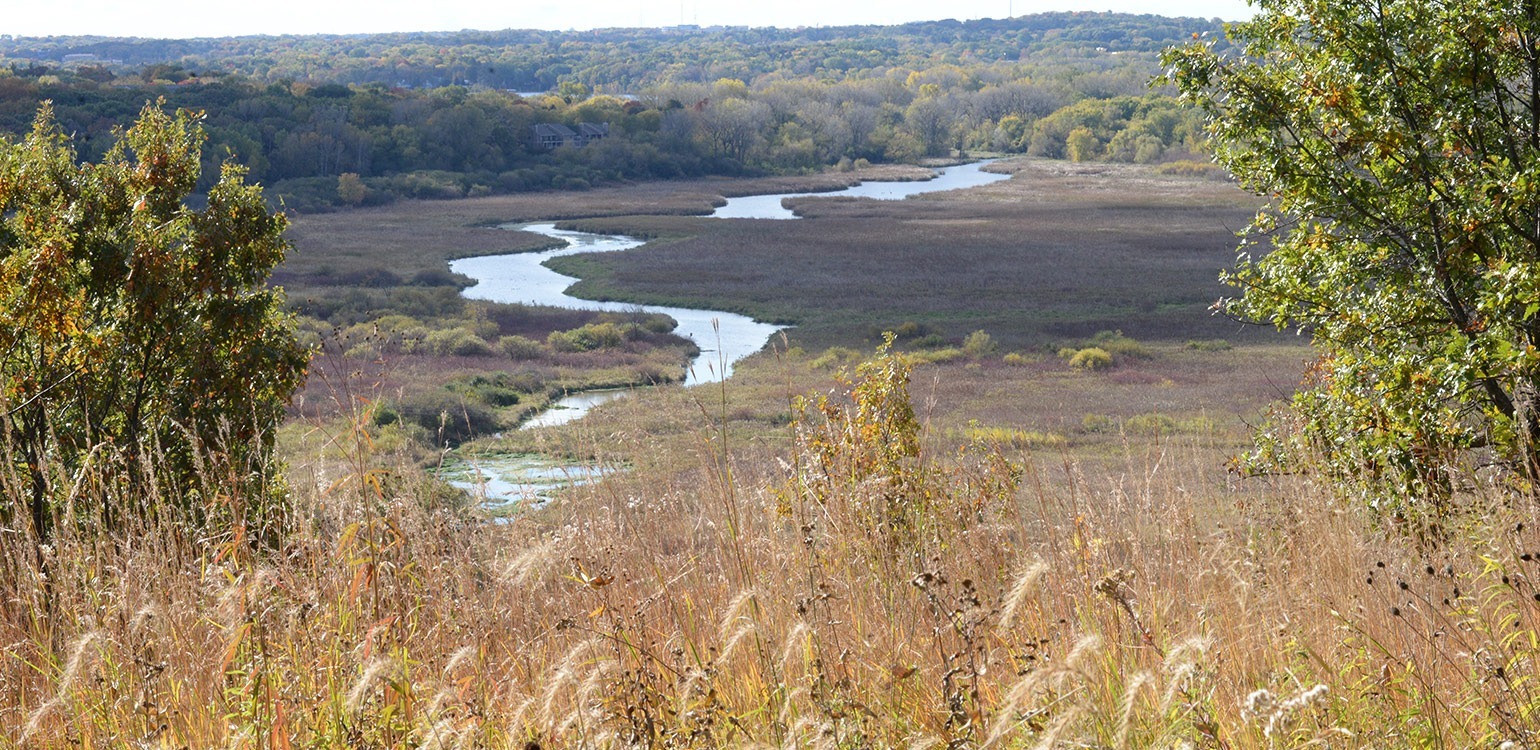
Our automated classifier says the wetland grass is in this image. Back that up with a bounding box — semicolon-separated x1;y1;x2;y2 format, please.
7;343;1538;747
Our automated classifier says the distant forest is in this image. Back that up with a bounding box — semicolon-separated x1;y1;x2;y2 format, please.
0;13;1227;209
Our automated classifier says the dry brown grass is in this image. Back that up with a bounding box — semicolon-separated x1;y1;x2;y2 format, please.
6;345;1538;748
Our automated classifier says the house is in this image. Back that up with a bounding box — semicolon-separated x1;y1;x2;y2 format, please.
576;122;610;145
530;122;610;150
531;123;578;150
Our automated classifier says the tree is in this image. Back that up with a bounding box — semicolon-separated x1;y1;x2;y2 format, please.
1165;0;1540;514
337;172;368;205
0;102;307;540
1065;126;1101;162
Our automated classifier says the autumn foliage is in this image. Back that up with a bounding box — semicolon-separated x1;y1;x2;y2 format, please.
0;102;306;540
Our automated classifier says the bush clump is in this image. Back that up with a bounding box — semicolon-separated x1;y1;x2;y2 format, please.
498;335;546;359
1184;338;1233;351
908;347;964;365
1067;347;1113;371
962;330;997;357
548;322;626;352
1088;330;1149;359
425;328;495;357
395;391;501;446
1124;412;1178;435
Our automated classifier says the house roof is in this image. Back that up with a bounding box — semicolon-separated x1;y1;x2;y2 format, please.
533;123;578;138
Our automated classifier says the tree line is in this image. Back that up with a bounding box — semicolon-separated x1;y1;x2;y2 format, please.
0;14;1220;209
1;13;1227;91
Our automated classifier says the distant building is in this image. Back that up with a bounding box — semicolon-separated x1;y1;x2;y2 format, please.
530;122;609;150
576;122;610;145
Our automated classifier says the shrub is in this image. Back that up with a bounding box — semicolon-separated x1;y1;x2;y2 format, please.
498;335;546;359
637;314;677;334
1089;330;1149;359
908;347;964;365
425;328;494;356
1081;414;1116;433
1125;413;1178;435
1002;352;1033;366
1184;338;1233;352
811;346;862;369
962;329;997;357
547;322;626;352
395;391;501;446
408;268;470;287
1068;347;1113;371
449;373;524;407
1154;159;1225;179
910;333;948;349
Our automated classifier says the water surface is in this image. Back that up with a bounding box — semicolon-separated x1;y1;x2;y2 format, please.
711;160;1010;219
451;224;782;388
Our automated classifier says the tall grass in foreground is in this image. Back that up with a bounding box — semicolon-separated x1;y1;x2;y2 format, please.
4;346;1540;747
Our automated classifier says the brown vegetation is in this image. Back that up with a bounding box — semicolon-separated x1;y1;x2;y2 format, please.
5;344;1537;747
550;160;1265;350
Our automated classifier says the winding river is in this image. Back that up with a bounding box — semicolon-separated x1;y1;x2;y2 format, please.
710;159;1009;219
443;160;1010;503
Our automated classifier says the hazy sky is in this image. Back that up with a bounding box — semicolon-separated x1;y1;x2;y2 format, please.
8;1;1254;39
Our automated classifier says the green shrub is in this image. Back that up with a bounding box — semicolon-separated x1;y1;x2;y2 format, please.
636;314;677;334
1125;413;1178;435
498;335;546;359
908;347;964;365
449;373;524;407
371;403;400;427
962;329;997;357
1184;338;1233;352
811;346;862;369
547;322;625;352
396;391;501;446
1002;352;1033;366
1068;347;1113;371
425;328;494;356
1155;159;1225;179
1089;330;1149;359
1081;414;1116;433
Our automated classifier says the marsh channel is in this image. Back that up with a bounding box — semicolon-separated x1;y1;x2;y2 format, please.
441;159;1010;509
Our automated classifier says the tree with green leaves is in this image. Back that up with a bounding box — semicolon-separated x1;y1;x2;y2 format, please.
0;102;307;541
1166;0;1540;516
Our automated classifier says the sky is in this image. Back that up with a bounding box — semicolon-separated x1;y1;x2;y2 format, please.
6;0;1254;39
